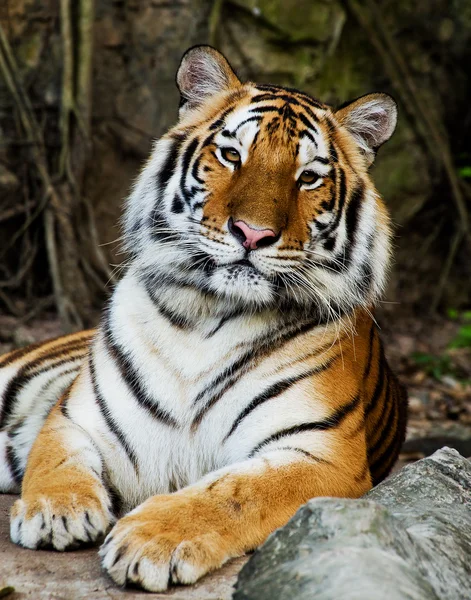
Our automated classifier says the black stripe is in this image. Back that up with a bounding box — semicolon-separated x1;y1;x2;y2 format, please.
249;395;361;457
368;379;395;457
314;168;347;272
154;296;194;329
191;317;323;429
0;340;44;368
89;355;139;471
322;165;346;245
319;186;336;214
202;132;216;147
298;112;319;135
324;115;338;136
362;324;376;383
336;167;347;213
249;105;280;114
142;277;194;329
329;141;338;163
171;194;185;214
275;446;332;464
193;317;321;406
209;106;236;130
255;84;283;93
103;315;178;428
370;382;407;483
7;416;25;438
209;119;225;131
26;347;87;379
255;85;325;110
298;102;321;124
356;258;374;298
205;309;244;339
300;129;317;147
0;331;92;369
233;115;262;133
17;344;88;387
108;483;125;518
159;136;184;190
6;440;23;484
224;355;338;441
251;93;302;107
0;341;90;429
149;209;173;242
292;91;325;110
251;93;280;102
41;366;79;406
181;138;199;182
191;155;205;184
180;138;200;206
365;342;386;416
343;181;365;267
59;384;74;419
354;460;370;483
323;237;336;252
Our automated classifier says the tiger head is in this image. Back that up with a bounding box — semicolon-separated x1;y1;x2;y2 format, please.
125;46;397;320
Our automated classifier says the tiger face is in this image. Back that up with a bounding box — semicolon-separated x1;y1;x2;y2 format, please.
125;46;397;319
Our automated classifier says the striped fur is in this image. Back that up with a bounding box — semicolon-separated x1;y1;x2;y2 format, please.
2;47;406;592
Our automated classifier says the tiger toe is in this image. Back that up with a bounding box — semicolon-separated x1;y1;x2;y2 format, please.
10;493;114;551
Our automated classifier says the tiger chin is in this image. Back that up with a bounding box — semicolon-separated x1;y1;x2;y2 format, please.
0;46;407;592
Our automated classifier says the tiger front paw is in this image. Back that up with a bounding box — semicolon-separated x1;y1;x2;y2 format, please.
10;487;114;551
100;494;234;592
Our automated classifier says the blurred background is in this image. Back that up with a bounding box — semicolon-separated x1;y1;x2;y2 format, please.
0;0;470;459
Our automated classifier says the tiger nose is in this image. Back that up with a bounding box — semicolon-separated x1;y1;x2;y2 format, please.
228;218;278;250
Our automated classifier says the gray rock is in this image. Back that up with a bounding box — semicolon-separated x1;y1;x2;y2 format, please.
233;448;471;600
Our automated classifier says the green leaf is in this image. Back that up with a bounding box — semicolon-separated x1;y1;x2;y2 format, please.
411;352;452;380
0;587;15;599
449;324;471;349
458;165;471;179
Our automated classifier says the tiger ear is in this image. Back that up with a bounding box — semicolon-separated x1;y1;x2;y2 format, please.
335;93;397;164
176;45;241;114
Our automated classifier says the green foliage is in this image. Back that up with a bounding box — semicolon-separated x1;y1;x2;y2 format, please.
458;165;471;179
412;309;471;382
412;352;454;380
447;309;471;348
449;324;471;349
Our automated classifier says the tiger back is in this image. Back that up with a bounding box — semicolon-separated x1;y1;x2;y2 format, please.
1;46;407;593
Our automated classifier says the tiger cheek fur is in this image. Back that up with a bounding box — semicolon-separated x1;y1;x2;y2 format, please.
1;46;407;593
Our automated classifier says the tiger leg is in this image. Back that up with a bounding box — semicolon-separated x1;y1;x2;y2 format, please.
0;429;19;493
10;403;114;550
100;445;371;592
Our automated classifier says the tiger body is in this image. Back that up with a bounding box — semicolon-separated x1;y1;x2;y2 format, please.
1;46;407;593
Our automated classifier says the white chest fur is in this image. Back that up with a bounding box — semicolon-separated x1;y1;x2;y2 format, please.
68;270;339;508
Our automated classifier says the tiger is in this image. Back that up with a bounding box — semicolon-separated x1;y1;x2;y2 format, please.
0;46;407;592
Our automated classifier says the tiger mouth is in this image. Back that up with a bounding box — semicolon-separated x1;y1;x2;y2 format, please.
225;258;262;278
232;258;254;269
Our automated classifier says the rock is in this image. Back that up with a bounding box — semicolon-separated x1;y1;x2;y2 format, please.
402;422;471;459
234;448;471;600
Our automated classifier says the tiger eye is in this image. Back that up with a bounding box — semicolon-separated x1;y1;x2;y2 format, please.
221;147;241;164
299;170;319;185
